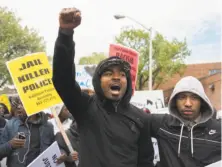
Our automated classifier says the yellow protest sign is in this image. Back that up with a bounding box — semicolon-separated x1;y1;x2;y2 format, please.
0;94;11;112
6;52;62;116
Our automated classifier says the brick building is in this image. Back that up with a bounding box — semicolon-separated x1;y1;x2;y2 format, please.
158;62;221;111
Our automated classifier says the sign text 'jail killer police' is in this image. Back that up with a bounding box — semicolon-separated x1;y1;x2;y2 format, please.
6;52;62;116
17;59;52;93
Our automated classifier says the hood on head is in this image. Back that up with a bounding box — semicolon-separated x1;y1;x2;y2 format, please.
9;96;22;108
28;112;48;124
54;104;64;116
0;103;9;114
168;76;214;123
92;56;133;105
9;96;24;116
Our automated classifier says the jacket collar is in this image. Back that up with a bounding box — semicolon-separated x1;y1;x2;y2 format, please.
169;115;212;128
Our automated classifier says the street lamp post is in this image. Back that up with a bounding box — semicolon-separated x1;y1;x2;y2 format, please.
148;28;152;91
114;15;153;90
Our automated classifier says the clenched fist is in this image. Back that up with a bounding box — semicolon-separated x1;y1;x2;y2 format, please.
59;7;81;30
71;151;79;161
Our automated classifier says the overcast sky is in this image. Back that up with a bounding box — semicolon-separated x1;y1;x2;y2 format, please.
1;0;221;64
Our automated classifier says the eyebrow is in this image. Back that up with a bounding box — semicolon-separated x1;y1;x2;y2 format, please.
177;93;199;97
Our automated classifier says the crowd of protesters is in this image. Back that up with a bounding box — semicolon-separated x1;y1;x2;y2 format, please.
0;95;81;167
0;6;221;167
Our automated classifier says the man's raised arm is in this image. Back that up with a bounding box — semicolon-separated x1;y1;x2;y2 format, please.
52;7;90;123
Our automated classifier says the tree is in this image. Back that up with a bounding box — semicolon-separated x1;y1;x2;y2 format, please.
115;27;190;90
0;7;45;88
79;52;107;65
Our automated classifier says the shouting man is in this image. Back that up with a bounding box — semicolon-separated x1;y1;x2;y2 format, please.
53;7;154;167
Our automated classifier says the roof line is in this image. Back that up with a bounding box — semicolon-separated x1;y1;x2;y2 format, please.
164;72;221;92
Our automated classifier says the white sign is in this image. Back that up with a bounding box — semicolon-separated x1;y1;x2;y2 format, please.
76;65;96;89
130;90;167;113
152;138;160;165
28;141;65;167
205;161;222;167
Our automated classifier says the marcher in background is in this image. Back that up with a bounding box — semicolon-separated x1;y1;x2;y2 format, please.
56;89;94;167
0;103;8;129
55;89;95;166
53;7;154;167
150;76;221;167
0;96;55;167
49;104;74;135
0;103;8;117
58;105;74;129
56;121;80;167
0;103;11;120
0;116;6;137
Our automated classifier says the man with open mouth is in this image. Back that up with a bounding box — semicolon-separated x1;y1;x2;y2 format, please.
52;7;154;167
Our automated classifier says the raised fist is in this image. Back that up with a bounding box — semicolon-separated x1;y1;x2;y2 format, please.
59;7;81;30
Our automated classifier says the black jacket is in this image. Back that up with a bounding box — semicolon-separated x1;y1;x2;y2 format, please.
150;76;221;167
151;114;221;167
53;30;154;167
56;123;80;167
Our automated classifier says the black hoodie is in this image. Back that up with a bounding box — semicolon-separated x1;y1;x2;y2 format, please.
53;30;154;167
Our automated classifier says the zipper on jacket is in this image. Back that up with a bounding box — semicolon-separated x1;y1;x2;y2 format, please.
113;101;120;113
187;126;191;132
115;104;118;112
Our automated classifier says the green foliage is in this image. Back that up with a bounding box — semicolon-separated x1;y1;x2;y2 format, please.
0;7;45;87
78;52;107;65
115;27;190;90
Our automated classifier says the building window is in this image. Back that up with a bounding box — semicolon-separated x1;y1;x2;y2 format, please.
209;69;221;75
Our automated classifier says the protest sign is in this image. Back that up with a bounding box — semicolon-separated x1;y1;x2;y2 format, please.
130;90;167;113
205;161;221;167
75;65;95;89
109;44;139;93
27;141;65;167
6;52;62;116
0;94;11;112
152;138;160;165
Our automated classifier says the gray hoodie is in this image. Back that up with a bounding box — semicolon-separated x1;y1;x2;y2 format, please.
169;76;214;125
168;76;215;158
150;76;221;167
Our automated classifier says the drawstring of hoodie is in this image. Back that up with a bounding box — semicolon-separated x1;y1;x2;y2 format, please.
177;122;199;157
190;124;198;157
178;123;184;157
191;126;194;157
